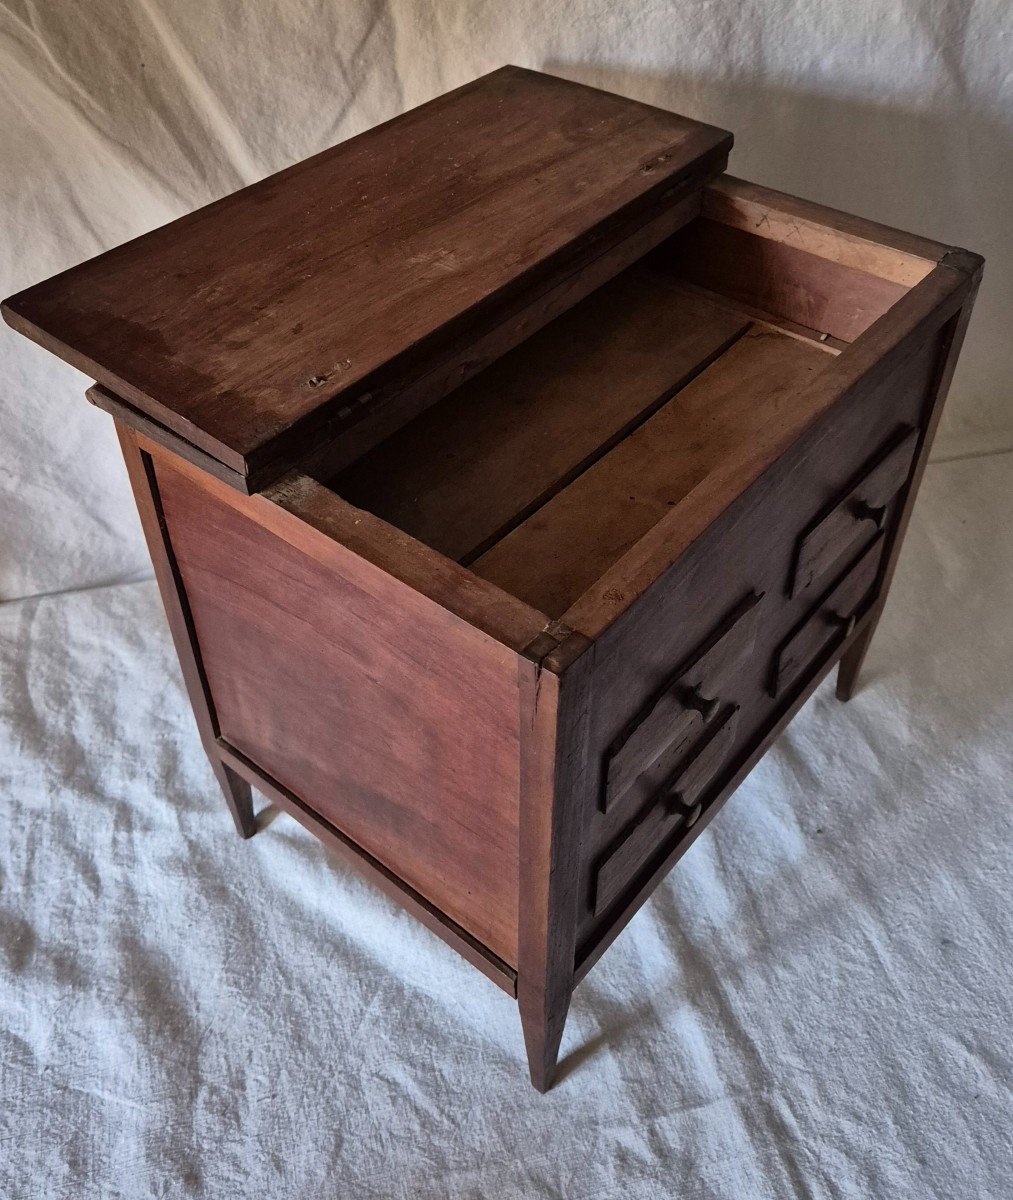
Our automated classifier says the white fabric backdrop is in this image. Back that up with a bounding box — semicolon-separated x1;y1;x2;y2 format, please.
2;4;1012;1196
0;0;1011;600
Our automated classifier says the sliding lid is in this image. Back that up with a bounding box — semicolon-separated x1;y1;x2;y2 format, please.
2;66;732;491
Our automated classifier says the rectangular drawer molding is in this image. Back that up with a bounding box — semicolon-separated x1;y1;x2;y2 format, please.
791;427;917;598
774;535;884;696
595;705;740;916
602;592;760;812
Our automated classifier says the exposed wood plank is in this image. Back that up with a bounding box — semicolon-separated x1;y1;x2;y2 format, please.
297;188;707;484
661;218;909;342
329;268;748;563
704;176;941;286
472;328;829;616
2;66;730;482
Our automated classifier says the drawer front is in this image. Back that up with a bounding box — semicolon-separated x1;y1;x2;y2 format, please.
773;535;884;696
601;592;761;813
595;705;740;916
790;426;917;598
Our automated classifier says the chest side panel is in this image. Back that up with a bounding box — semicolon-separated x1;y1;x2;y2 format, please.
154;459;522;966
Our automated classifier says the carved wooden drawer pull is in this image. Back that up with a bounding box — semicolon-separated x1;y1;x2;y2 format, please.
595;705;740;916
791;427;918;598
601;592;761;813
773;535;884;697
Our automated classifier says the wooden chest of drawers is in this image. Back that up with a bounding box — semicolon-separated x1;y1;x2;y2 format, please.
3;67;982;1091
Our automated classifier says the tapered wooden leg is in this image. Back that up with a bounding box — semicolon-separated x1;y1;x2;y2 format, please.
213;758;257;838
517;632;594;1092
836;619;878;701
520;985;572;1092
117;424;259;839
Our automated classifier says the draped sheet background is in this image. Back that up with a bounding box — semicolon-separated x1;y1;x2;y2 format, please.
1;3;1011;1196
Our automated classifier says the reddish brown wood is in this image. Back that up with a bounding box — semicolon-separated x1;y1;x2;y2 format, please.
300;188;709;484
562;257;976;641
116;424;257;838
217;740;517;994
517;632;594;1092
660;218;910;342
328;269;748;563
473;327;829;615
702;176;946;284
153;449;525;965
2;67;730;486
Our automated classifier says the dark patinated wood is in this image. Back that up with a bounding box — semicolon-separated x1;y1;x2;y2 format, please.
602;592;760;813
3;67;730;488
2;60;983;1094
773;535;884;696
790;428;917;598
517;631;594;1092
594;704;739;917
837;251;984;701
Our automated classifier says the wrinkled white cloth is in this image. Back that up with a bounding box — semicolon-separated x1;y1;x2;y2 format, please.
0;0;1011;601
2;451;1011;1198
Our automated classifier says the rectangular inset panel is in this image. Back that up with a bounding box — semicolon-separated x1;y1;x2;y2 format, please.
595;705;739;916
154;459;522;966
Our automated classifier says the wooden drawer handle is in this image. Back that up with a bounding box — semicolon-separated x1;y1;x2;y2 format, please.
677;683;720;724
594;706;740;917
849;499;887;529
601;592;760;813
772;536;883;697
791;426;917;598
826;610;857;637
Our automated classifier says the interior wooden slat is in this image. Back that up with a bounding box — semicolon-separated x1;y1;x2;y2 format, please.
657;218;909;342
470;328;832;616
326;267;749;563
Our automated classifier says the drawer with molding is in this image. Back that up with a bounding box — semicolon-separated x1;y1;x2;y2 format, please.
3;66;982;1091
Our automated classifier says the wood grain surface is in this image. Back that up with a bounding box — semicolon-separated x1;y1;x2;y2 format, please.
3;66;730;482
154;454;524;964
329;267;748;563
472;326;829;615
